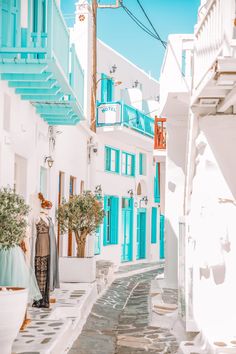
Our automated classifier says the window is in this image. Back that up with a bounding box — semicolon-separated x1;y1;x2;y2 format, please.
105;146;120;173
69;176;77;196
151;207;158;243
101;73;114;102
154;163;160;203
40;166;48;198
103;196;119;245
139;153;146;175
121;152;135;177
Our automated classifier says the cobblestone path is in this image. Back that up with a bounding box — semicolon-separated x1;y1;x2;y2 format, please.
69;270;179;354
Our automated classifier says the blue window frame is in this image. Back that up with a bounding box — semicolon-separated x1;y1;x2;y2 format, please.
154;162;160;203
105;146;120;173
121;152;135;177
139;153;146;175
103;196;119;245
101;73;114;103
151;207;158;243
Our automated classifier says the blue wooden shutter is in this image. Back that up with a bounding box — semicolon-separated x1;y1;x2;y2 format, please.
107;78;114;102
101;73;108;102
115;149;120;173
151;207;157;243
103;196;108;245
160;214;165;259
154;163;160;203
105;147;111;171
111;196;119;244
131;155;136;176
139;153;143;175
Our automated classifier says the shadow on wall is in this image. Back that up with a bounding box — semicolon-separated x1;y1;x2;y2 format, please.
167;120;188;174
164;218;178;284
200;117;236;200
199;237;231;285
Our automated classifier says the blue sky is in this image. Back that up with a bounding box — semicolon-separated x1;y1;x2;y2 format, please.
61;0;200;80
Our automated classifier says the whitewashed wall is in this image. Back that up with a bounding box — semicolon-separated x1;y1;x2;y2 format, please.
187;115;236;336
0;80;90;257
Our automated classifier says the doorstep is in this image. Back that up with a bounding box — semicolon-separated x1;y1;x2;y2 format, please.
12;282;97;354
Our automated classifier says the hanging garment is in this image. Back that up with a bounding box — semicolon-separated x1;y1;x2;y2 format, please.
32;218;50;308
0;245;42;302
48;217;60;291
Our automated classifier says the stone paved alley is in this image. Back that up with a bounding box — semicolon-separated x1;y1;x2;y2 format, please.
69;270;179;354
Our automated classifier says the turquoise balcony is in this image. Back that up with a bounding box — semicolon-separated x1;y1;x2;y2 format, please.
0;0;84;125
97;101;154;138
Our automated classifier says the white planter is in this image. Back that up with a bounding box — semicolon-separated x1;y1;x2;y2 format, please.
0;287;28;354
59;256;96;283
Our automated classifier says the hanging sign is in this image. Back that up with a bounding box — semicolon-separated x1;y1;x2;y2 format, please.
97;103;121;124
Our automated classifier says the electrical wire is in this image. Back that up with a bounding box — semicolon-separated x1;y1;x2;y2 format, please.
136;0;166;49
120;3;162;41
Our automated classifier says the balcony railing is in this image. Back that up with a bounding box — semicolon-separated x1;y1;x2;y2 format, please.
194;0;236;89
154;117;166;150
0;0;84;125
97;101;154;138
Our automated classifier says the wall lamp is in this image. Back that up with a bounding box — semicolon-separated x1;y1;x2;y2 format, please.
141;196;148;205
95;185;103;198
127;189;134;198
133;80;140;88
44;156;54;168
110;64;117;74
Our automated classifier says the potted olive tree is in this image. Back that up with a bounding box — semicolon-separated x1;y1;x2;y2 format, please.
57;191;104;283
0;188;30;354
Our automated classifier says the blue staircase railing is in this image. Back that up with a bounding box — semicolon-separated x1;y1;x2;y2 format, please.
0;0;84;125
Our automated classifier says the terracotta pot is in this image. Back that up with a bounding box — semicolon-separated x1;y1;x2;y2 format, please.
0;287;28;354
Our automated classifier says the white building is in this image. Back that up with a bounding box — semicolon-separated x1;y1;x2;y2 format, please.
74;0;163;265
159;0;236;351
0;0;163;268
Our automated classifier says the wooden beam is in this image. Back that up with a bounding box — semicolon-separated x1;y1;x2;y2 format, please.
217;86;236;112
0;63;47;74
15;86;61;95
36;106;72;115
1;72;52;81
8;79;57;88
21;93;64;101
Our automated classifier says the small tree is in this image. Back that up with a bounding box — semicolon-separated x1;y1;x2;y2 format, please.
57;191;104;257
0;188;30;249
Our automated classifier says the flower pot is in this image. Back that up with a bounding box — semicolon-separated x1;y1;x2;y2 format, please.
0;287;28;354
59;256;96;283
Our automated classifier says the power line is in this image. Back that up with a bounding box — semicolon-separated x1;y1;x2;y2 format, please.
121;3;161;41
136;0;166;49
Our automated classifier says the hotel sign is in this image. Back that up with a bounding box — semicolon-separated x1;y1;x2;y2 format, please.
97;103;121;124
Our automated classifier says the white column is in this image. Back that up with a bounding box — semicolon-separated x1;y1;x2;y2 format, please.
164;117;188;288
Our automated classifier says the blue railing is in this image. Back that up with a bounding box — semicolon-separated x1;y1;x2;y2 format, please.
0;0;84;124
51;0;70;78
70;44;84;109
97;101;154;138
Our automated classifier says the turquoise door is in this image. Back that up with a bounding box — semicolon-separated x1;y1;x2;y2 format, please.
94;227;101;255
121;197;133;262
160;214;165;259
136;208;146;260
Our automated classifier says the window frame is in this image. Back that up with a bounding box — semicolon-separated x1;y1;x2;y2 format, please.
105;146;120;174
121;151;136;177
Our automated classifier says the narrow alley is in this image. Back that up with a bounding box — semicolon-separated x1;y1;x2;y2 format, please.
69;269;179;354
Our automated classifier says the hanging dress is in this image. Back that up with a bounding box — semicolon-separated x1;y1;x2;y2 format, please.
0;245;42;302
48;217;60;291
32;218;50;308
